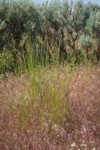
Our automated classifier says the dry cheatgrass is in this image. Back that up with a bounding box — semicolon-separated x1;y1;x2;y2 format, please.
0;65;100;150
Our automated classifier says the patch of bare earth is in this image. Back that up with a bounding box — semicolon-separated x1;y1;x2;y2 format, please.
0;66;100;150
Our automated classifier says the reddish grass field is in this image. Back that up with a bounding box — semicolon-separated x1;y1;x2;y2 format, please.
0;65;100;150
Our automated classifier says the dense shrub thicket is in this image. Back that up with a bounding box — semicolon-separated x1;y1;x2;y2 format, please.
0;0;100;72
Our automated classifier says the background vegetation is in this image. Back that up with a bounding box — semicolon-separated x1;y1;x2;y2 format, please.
0;0;100;73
